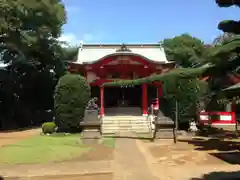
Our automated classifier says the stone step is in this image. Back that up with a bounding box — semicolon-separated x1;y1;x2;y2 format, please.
102;130;152;135
102;126;150;129
102;123;151;127
102;128;151;131
102;116;147;121
102;124;151;127
102;121;150;124
102;119;150;123
102;121;149;125
102;128;152;131
102;129;151;132
102;123;150;126
102;132;153;138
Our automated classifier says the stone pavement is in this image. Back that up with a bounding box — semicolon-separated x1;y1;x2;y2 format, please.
113;138;160;180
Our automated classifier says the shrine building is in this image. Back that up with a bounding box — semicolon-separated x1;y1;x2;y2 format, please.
68;43;175;116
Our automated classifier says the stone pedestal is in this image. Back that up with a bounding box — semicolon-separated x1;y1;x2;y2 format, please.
153;115;175;141
80;109;102;144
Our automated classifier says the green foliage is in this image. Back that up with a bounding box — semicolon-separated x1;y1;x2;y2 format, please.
0;0;67;75
213;39;240;57
103;65;212;87
61;46;79;61
54;74;90;132
218;20;240;34
212;33;239;46
0;0;67;130
215;0;240;62
161;34;210;67
42;122;57;134
210;0;240;79
216;0;240;7
162;78;209;122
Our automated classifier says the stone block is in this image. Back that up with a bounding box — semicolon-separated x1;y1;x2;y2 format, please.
81;130;101;144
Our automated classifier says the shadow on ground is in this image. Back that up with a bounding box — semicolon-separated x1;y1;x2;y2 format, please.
179;138;240;164
198;126;239;139
191;171;240;180
179;138;240;151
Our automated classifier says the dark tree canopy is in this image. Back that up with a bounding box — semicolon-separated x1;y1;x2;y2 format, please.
161;34;209;68
0;0;66;71
213;0;240;66
0;0;67;130
216;0;240;7
218;20;240;34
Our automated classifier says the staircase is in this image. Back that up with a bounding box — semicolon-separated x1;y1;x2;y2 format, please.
101;115;152;137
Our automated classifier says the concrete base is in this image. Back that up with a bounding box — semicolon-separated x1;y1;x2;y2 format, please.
154;130;174;139
81;130;101;144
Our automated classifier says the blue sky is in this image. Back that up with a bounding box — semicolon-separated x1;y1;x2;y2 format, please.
60;0;239;45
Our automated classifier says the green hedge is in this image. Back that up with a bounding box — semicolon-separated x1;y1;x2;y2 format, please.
42;122;57;134
54;74;90;132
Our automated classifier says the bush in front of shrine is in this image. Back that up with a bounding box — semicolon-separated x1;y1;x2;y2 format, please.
54;74;90;132
42;122;57;134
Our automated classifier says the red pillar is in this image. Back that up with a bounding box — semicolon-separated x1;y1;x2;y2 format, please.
231;101;236;112
158;83;163;109
100;86;104;116
142;84;148;115
155;87;159;110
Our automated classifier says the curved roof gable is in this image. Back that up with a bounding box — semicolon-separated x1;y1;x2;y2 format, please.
76;43;170;64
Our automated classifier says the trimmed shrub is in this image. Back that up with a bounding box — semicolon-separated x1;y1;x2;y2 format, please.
42;122;57;134
54;74;90;132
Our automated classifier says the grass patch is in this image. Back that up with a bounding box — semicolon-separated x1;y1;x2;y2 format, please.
102;138;116;148
0;134;90;164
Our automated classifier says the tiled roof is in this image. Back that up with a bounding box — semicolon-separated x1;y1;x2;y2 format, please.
75;43;170;64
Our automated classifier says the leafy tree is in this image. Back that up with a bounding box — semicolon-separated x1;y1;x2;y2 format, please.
0;0;67;130
54;74;90;132
212;0;240;66
212;33;239;46
61;46;79;61
0;0;66;63
161;78;209;127
161;34;210;67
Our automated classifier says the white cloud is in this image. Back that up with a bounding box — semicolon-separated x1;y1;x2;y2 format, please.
58;33;81;47
58;32;104;47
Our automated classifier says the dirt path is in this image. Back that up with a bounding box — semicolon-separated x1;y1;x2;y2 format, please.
0;128;40;147
136;139;240;180
113;138;160;180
